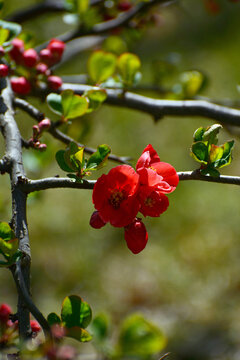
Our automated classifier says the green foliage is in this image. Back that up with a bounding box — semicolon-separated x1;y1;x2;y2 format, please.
47;90;89;121
118;314;167;358
88;50;117;84
47;295;92;343
179;70;205;98
91;313;109;343
0;222;21;267
0;20;21;47
56;142;111;179
190;124;234;175
103;36;127;56
117;52;141;87
84;89;107;113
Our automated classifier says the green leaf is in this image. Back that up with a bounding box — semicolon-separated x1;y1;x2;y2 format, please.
47;312;62;326
202;124;222;144
193;127;205;142
0;28;9;45
90;313;109;342
191;142;208;164
118;314;167;357
86;144;111;170
179;70;204;97
0;222;14;241
64;142;84;172
65;326;92;342
103;36;127;55
56;150;75;172
117;52;141;87
200;167;220;177
0;20;21;46
47;93;63;116
88;51;117;84
61;295;92;329
213;140;234;169
85;89;107;113
61;90;89;120
77;0;89;13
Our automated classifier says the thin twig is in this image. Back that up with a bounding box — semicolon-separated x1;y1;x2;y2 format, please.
10;261;52;339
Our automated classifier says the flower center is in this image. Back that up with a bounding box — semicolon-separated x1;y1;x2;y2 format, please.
109;189;126;209
144;196;155;207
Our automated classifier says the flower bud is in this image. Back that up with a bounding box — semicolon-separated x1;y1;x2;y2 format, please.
47;39;65;58
117;1;132;11
124;218;148;254
39;143;47;151
39;48;53;65
23;48;38;68
47;75;62;90
90;211;106;229
32;125;40;138
38;118;51;131
30;320;41;333
10;77;31;95
0;303;12;323
0;64;9;77
9;38;24;63
36;62;49;75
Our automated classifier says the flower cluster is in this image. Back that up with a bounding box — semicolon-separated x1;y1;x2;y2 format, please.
0;303;41;348
90;145;179;254
0;37;65;94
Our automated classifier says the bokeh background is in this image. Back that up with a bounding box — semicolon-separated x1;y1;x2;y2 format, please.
1;0;240;359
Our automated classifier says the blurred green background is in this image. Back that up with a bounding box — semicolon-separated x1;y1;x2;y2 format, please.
1;0;240;359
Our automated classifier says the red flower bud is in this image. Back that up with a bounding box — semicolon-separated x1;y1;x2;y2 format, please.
117;1;132;11
36;62;49;75
39;143;47;151
39;48;54;65
0;303;12;323
23;48;38;68
38;118;51;131
30;320;41;333
90;211;106;229
0;64;9;77
48;75;62;90
32;125;40;138
47;39;65;58
124;218;148;254
9;38;24;63
10;77;31;95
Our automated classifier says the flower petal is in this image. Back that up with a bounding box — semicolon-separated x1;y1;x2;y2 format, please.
138;187;169;217
151;162;179;191
124;219;148;254
136;144;160;170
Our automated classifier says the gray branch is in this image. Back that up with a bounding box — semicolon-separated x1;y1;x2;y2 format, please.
62;83;240;126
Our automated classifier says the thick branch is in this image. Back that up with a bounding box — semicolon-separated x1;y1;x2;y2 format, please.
62;84;240;126
13;98;131;164
21;171;240;194
0;78;31;339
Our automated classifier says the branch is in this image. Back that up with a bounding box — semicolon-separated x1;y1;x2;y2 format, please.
10;261;52;339
13;98;131;164
62;83;240;126
21;171;240;194
0;78;31;339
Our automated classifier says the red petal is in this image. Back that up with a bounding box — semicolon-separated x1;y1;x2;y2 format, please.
138;187;169;217
89;211;106;229
124;219;148;254
136;144;160;170
152;162;179;191
137;167;163;187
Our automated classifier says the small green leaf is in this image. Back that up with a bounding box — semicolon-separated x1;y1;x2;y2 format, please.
0;28;9;45
86;144;111;170
85;89;107;113
0;20;21;46
0;222;14;241
47;93;63;116
202;124;222;144
47;313;62;326
61;90;89;119
213;140;234;168
61;295;92;329
193;127;205;142
64;142;84;172
180;70;204;97
90;313;109;342
56;150;75;172
103;36;127;55
88;51;117;84
118;314;167;357
65;326;92;342
117;53;141;87
191;142;208;164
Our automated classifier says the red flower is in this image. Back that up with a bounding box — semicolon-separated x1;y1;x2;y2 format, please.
138;186;169;217
92;165;140;227
30;320;41;333
0;304;12;323
124;218;148;254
